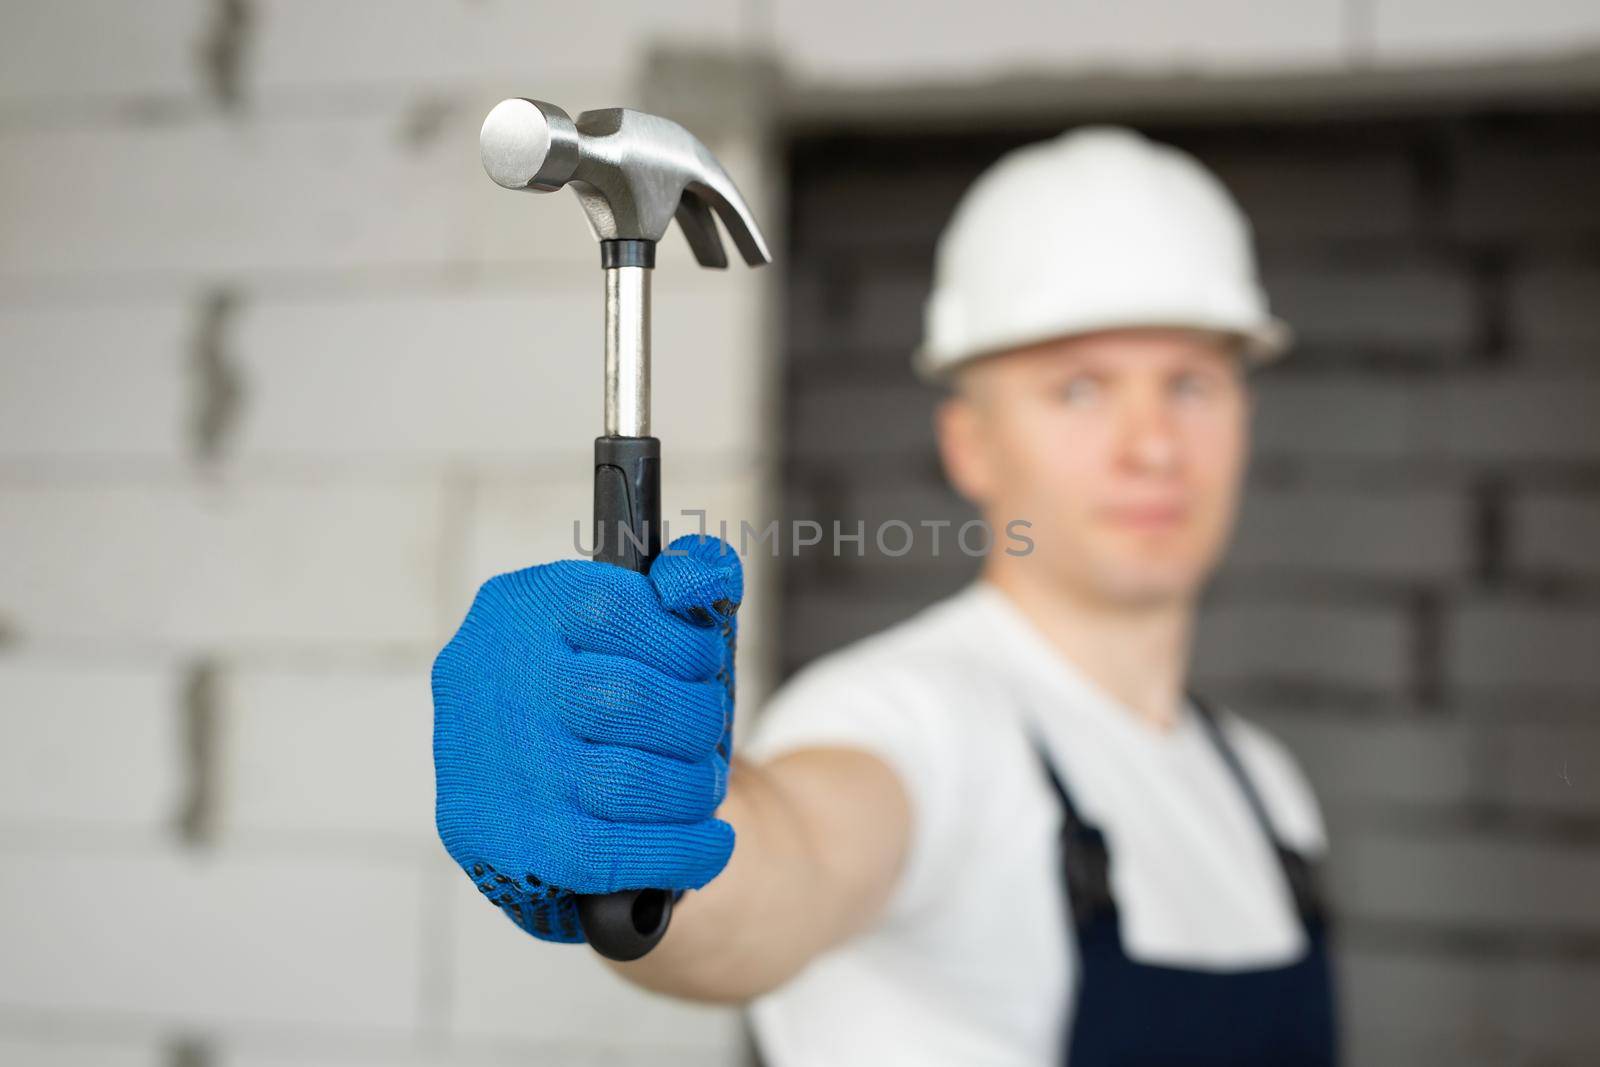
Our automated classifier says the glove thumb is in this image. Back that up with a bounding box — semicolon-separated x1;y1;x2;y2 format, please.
649;534;743;624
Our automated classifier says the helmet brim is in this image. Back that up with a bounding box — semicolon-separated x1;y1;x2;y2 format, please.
913;314;1293;386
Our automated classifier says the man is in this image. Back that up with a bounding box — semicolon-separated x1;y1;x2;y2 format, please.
433;126;1337;1065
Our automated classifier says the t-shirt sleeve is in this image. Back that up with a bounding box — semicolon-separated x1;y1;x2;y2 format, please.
741;649;969;925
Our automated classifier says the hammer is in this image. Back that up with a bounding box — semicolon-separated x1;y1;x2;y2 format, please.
479;99;771;961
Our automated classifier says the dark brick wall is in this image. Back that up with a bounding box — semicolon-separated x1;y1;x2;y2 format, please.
777;108;1600;1064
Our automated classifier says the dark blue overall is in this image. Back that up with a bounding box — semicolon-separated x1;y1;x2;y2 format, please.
1037;695;1339;1066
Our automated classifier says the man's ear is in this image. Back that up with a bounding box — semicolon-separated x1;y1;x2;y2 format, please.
936;389;994;507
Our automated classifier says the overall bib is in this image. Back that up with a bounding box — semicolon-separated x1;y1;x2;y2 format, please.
1037;695;1339;1066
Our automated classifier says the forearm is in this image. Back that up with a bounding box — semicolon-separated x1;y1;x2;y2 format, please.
607;748;909;1002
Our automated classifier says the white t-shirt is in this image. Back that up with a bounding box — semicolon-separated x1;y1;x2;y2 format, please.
744;581;1326;1067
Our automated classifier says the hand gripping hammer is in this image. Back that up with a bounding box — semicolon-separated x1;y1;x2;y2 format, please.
479;99;771;961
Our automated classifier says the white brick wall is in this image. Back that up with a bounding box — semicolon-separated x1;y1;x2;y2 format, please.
446;875;743;1054
231;277;764;467
0;4;777;1050
0;2;209;109
232;290;602;465
772;0;1347;85
0;1033;166;1067
216;665;435;845
0;480;444;651
2;2;1595;1065
0;108;566;286
0;301;190;462
221;1039;738;1067
247;0;750;96
1372;0;1600;62
0;659;182;836
0;848;427;1031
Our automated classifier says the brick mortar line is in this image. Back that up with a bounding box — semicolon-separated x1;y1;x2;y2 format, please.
1337;919;1600;963
1323;807;1600;844
0;262;745;303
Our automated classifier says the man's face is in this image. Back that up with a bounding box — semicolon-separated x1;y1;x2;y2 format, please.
938;327;1251;610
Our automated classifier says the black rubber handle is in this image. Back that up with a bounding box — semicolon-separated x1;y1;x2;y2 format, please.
579;434;671;962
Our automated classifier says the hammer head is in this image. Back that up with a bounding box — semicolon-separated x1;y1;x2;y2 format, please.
481;98;771;270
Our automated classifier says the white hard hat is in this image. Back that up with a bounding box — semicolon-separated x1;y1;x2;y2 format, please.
916;125;1289;382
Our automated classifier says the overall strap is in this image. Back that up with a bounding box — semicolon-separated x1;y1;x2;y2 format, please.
1030;730;1120;928
1189;693;1328;929
1033;731;1089;831
1189;693;1280;844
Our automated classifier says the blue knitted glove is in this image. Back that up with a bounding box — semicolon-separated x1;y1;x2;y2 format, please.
432;534;741;943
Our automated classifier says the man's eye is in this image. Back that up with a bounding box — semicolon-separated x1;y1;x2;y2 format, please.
1055;376;1101;404
1171;373;1213;400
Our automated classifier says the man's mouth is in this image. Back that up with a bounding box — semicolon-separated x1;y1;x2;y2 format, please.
1100;503;1189;530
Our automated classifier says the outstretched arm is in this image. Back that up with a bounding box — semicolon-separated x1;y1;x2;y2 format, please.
608;746;911;1002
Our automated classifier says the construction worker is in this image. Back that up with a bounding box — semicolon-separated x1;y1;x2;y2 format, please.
433;126;1337;1065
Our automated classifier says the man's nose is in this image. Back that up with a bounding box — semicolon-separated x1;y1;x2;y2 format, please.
1119;393;1180;473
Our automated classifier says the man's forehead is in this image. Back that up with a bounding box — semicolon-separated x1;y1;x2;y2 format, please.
967;327;1245;379
1020;327;1240;361
950;329;1249;403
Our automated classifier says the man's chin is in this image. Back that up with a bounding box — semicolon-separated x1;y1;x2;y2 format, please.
1080;558;1208;610
1002;541;1211;608
1097;583;1199;611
